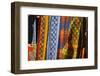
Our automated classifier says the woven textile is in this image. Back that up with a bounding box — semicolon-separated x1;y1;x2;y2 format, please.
36;16;49;60
28;15;88;60
46;16;60;60
70;17;82;58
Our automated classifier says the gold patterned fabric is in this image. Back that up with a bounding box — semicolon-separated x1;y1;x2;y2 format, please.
36;16;49;60
28;15;88;60
67;17;82;58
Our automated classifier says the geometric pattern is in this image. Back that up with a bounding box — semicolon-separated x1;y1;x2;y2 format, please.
70;17;82;58
46;16;60;60
28;15;88;61
36;16;48;60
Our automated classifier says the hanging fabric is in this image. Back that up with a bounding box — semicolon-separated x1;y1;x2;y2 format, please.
46;16;60;60
36;16;49;60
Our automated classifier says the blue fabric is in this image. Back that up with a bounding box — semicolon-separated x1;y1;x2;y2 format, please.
46;16;60;60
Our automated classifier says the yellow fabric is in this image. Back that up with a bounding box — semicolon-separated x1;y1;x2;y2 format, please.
71;17;82;58
43;16;49;59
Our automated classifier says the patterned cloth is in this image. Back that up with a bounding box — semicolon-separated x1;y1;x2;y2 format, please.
36;16;49;60
28;15;88;60
46;16;60;60
69;17;82;58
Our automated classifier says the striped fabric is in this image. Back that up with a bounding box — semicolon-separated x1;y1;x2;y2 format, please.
46;16;60;60
28;15;88;61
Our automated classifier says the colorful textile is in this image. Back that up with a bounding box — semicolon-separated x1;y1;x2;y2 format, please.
36;16;49;60
28;15;88;61
69;17;82;58
46;16;60;60
57;16;71;59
